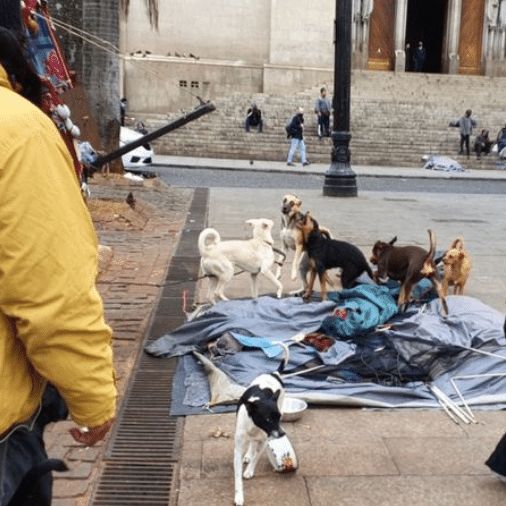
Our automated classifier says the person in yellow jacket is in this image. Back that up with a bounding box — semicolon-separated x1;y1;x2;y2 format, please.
0;27;117;504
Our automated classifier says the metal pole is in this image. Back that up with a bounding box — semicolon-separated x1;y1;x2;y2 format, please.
92;101;216;168
323;0;358;197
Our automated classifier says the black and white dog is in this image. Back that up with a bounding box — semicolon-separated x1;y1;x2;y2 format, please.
233;343;289;506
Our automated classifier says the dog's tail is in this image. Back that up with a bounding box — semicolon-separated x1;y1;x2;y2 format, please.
198;228;220;255
427;229;436;259
450;237;465;250
426;229;449;315
273;341;290;375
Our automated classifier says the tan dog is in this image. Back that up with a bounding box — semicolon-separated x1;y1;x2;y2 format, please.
442;237;471;296
198;219;283;304
276;194;306;284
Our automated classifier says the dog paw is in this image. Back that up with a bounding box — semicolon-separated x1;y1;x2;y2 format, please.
243;468;255;479
234;495;244;506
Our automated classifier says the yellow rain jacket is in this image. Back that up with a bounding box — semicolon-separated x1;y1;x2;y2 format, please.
0;64;116;435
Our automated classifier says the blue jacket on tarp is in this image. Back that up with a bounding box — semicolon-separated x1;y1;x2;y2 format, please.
320;284;400;339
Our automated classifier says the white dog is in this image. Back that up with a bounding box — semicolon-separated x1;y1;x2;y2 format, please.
198;218;283;304
234;343;288;506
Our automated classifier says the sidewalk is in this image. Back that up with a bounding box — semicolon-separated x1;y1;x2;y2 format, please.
177;185;506;506
152;153;506;180
43;162;506;506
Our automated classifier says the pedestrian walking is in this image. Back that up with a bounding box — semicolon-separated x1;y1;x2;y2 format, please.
0;27;117;505
449;109;477;157
286;107;310;166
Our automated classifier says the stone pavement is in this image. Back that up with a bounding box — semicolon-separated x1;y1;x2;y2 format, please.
41;161;506;506
178;185;506;506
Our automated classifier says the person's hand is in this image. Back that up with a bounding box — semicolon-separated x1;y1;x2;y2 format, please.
69;417;115;446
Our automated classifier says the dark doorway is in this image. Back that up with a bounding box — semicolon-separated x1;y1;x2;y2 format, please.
406;0;448;73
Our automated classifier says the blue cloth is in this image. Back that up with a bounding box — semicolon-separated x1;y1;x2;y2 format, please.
320;284;399;339
231;333;285;358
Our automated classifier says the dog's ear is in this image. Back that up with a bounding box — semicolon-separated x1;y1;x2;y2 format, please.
389;236;397;245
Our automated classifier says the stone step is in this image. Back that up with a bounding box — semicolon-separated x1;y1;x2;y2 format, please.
127;71;506;169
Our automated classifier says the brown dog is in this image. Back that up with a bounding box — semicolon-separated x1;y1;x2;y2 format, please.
370;230;448;314
442;237;471;296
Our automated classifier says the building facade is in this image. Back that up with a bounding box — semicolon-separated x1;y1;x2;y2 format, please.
122;0;506;113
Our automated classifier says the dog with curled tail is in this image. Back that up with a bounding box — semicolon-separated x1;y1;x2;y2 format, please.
198;218;283;304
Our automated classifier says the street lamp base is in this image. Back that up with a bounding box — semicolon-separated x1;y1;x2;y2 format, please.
323;163;358;197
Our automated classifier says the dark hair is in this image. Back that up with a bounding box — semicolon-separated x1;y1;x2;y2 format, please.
0;27;43;107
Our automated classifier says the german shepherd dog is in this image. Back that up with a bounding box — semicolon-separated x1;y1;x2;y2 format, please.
296;211;373;300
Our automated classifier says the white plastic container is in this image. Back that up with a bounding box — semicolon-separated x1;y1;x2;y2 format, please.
266;434;298;473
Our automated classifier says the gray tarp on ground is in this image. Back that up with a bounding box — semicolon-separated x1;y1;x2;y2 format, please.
145;295;506;416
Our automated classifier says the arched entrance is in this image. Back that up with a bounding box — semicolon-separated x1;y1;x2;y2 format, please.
405;0;449;73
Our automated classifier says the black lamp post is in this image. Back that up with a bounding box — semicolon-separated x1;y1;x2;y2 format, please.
323;0;358;197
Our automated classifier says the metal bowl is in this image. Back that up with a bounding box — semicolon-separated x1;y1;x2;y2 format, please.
281;397;307;422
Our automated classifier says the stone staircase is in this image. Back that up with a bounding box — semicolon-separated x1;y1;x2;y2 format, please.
129;71;506;170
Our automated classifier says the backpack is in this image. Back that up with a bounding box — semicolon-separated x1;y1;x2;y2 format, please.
285;121;295;138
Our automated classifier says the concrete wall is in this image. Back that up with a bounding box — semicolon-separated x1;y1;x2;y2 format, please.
269;0;334;67
124;57;265;113
124;0;271;64
122;0;336;111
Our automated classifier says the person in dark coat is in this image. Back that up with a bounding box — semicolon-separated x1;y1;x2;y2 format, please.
474;129;493;159
486;432;506;482
286;107;310;166
413;41;426;72
245;103;263;132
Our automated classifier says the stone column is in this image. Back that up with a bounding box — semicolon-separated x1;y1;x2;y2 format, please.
394;0;408;72
446;0;462;74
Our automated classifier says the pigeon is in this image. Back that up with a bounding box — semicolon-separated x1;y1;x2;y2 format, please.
126;192;136;209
